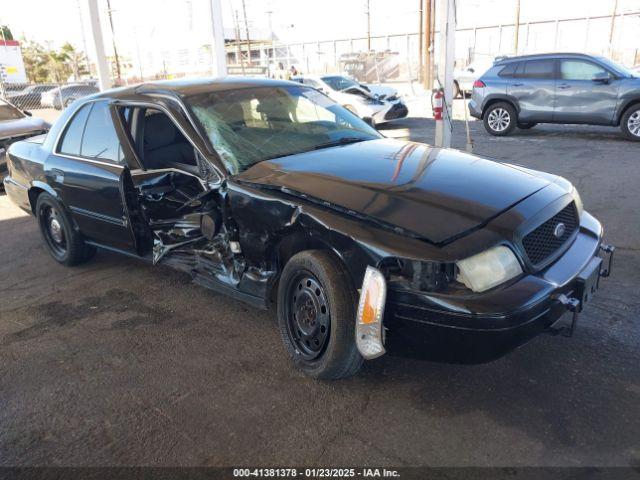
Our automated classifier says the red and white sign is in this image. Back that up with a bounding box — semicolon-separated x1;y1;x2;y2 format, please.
0;40;28;84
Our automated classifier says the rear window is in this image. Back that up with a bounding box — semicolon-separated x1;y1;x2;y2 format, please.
498;62;519;77
520;60;556;79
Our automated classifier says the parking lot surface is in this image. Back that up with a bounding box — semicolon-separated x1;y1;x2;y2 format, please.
1;117;639;467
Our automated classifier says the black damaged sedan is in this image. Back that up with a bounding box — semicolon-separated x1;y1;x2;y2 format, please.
3;78;614;379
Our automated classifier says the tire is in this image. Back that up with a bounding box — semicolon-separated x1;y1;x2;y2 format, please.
277;250;363;380
36;192;95;266
483;102;517;136
620;105;640;141
518;122;537;129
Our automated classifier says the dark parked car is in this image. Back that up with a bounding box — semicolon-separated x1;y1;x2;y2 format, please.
469;53;640;140
7;84;57;109
40;83;100;110
3;78;614;379
0;99;50;183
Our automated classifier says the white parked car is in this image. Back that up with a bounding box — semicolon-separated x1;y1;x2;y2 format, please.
453;58;496;98
292;75;408;125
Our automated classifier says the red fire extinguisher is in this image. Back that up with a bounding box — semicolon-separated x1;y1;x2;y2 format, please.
432;88;443;120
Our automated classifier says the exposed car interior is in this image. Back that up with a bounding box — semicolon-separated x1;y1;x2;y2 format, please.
137;109;198;171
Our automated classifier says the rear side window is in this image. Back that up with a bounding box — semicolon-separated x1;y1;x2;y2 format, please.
498;62;519;77
80;101;121;162
521;60;556;79
561;60;608;80
58;103;92;156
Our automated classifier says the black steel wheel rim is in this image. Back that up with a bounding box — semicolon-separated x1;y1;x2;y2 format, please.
40;204;67;258
285;271;331;360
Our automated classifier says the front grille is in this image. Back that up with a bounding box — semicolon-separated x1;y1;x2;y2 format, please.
522;202;578;266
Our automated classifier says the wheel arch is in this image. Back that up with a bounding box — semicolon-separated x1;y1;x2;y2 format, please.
267;224;371;302
481;95;520;119
615;98;640;126
28;181;58;215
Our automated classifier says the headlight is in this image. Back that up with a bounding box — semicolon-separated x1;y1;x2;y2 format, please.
456;246;522;293
356;266;387;359
572;186;583;218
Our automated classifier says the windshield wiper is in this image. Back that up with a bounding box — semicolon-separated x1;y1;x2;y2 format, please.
312;137;369;150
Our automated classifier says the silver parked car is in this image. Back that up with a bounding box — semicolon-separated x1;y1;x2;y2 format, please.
0;99;50;183
469;53;640;141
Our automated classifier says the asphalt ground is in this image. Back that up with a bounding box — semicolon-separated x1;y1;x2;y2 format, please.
1;115;639;467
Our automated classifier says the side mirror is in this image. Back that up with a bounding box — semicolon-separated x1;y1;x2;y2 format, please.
592;72;611;84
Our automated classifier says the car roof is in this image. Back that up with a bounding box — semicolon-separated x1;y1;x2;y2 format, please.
114;76;300;97
495;52;597;65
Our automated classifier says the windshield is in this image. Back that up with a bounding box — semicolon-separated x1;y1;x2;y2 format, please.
321;76;360;91
596;56;637;78
187;85;380;174
0;99;25;121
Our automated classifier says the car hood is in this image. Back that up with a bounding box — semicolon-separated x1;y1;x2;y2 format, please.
0;116;50;139
364;84;398;99
237;139;551;244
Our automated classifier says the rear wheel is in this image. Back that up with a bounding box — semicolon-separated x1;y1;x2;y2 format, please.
518;122;537;129
483;102;517;136
277;250;363;380
36;193;95;266
621;105;640;141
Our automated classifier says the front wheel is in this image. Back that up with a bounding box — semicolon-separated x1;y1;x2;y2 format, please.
36;193;95;266
621;105;640;141
483;102;517;136
277;250;363;379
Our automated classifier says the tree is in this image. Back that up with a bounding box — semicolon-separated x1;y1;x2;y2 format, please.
0;25;13;41
21;39;51;83
21;38;90;83
60;43;89;80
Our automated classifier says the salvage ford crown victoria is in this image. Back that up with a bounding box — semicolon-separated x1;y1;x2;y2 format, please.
3;78;614;379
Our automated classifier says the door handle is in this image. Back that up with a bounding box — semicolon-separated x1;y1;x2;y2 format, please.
558;84;571;90
511;83;524;87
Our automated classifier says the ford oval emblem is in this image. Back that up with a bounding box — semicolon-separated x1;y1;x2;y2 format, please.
553;222;566;238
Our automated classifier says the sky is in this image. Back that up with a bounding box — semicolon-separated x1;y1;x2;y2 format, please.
0;0;637;65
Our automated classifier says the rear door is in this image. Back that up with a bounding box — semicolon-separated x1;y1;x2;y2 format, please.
554;58;619;124
506;59;557;122
48;99;139;253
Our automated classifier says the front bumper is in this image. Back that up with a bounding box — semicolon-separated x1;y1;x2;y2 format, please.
371;100;409;124
382;213;613;364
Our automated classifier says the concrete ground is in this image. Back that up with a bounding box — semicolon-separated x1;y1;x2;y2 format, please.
1;116;639;467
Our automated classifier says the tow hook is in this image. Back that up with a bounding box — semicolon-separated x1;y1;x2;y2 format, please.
600;244;615;278
546;295;581;337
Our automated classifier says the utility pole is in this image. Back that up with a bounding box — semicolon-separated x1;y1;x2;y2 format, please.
208;0;227;77
608;0;618;53
435;0;455;148
76;0;92;75
105;0;121;83
422;0;433;89
234;10;246;74
418;0;423;83
86;0;110;90
366;0;371;51
241;0;252;65
514;0;521;54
